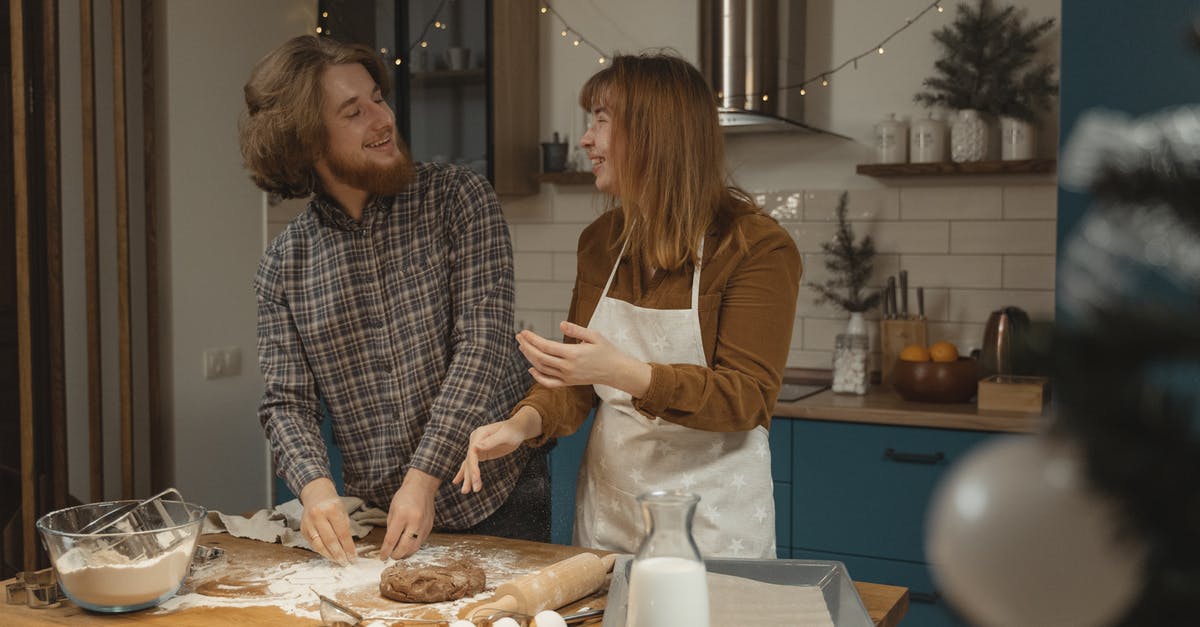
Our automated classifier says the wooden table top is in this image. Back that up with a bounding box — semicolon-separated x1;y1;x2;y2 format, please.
775;387;1046;434
2;531;908;626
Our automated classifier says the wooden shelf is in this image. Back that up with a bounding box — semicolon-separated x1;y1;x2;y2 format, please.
536;171;595;185
856;158;1056;177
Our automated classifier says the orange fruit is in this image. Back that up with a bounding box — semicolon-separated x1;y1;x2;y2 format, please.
930;341;959;362
899;344;931;362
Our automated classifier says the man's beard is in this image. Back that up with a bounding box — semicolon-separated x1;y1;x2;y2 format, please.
323;133;415;196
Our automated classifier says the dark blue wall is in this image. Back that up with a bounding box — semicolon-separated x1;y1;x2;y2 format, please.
1058;1;1200;246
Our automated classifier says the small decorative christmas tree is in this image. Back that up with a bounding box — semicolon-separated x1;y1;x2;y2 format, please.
809;193;880;313
914;0;1058;121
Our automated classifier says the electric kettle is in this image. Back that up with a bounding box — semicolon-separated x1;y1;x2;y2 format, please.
979;306;1030;377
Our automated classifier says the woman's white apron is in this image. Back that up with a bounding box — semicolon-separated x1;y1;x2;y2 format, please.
573;239;775;558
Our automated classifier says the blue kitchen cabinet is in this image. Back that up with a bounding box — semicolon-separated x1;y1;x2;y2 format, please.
548;411;595;545
786;418;999;627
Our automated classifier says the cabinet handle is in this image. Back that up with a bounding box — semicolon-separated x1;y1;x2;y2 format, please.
883;448;945;465
910;590;942;604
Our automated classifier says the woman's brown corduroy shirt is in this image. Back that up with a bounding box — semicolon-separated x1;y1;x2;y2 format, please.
517;204;802;445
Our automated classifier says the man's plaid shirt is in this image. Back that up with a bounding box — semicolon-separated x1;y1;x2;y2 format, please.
254;163;532;529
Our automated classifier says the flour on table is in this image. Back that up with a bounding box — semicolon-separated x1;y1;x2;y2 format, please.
157;542;537;620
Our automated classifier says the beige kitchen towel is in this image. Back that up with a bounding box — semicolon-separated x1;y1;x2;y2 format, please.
708;572;835;627
202;497;388;549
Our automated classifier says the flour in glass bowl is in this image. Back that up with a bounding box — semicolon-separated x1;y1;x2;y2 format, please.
157;542;537;621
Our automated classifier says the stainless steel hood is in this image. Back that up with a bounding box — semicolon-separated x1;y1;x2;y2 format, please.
701;0;838;135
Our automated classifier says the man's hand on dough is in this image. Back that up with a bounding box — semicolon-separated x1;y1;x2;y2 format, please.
380;469;438;559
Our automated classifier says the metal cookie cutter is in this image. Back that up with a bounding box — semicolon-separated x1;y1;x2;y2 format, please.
4;567;62;609
179;544;226;594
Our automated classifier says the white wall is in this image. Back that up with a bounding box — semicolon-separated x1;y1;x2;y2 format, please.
504;0;1061;369
158;0;314;511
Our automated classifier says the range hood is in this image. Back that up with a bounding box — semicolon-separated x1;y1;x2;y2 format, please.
701;0;838;135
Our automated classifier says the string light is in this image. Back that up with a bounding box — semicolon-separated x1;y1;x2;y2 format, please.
534;0;943;103
317;0;454;68
722;0;946;102
539;2;610;62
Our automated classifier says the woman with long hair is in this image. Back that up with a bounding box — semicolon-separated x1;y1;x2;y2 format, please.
454;53;801;558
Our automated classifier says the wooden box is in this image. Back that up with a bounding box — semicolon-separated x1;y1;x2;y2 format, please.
879;319;927;386
977;375;1048;413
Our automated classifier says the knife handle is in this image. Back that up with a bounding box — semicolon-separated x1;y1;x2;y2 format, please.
916;287;925;320
899;270;909;319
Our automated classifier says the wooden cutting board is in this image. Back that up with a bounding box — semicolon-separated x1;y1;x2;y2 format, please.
0;529;906;626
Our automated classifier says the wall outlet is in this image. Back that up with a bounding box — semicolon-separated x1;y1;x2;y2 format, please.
203;346;242;380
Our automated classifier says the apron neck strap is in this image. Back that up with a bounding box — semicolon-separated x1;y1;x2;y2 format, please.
600;234;706;308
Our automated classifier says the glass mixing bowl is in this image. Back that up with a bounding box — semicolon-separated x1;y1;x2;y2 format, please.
36;499;206;612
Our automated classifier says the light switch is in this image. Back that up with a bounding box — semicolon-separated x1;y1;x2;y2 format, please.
203;346;242;380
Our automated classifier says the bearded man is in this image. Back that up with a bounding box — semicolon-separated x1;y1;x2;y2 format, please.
241;35;547;563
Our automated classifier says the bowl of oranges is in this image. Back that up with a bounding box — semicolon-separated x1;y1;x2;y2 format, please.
892;341;980;403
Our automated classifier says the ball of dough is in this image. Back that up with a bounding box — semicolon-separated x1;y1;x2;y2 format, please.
379;560;486;603
492;618;521;627
449;621;474;627
533;609;568;627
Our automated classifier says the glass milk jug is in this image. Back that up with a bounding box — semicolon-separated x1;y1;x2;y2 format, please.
627;491;709;627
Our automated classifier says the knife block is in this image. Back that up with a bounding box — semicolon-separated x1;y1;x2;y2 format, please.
880;319;928;387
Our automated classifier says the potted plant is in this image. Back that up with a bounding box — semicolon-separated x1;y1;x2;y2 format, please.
913;0;1058;162
809;193;880;394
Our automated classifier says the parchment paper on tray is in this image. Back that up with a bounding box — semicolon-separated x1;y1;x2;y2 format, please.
708;572;834;627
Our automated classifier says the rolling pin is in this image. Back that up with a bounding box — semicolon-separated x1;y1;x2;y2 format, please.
459;552;617;619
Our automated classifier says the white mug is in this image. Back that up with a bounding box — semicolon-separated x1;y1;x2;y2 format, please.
443;46;469;71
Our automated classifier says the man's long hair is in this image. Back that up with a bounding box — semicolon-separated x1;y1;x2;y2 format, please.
239;35;390;198
579;53;758;271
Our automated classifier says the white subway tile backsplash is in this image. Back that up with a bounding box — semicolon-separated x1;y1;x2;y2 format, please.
900;187;1002;220
551;186;605;223
553;252;577;282
872;221;951;253
513;252;554;281
763;191;804;222
1003;255;1056;289
803;189;900;221
514;309;555;335
899;255;1003;288
952;221;1056;254
514;280;574;310
787;222;839;253
1002;185;1057;219
947;289;1056;322
789;349;832;370
510;224;586;252
501;191;553;223
927;322;988;354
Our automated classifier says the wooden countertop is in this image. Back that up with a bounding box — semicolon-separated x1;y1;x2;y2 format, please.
774;387;1046;434
2;531;908;626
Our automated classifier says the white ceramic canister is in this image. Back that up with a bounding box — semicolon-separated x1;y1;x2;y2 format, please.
950;109;989;163
999;116;1036;160
874;113;908;164
910;113;947;163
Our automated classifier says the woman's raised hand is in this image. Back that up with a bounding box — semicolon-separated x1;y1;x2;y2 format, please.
453;406;543;493
517;321;652;397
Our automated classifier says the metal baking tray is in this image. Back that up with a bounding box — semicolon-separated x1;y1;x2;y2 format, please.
602;556;873;627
